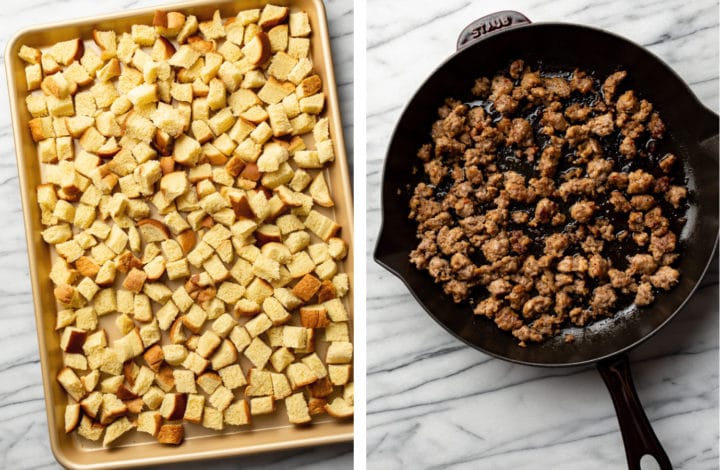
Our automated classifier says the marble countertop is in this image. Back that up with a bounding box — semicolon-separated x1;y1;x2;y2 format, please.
0;0;352;468
366;0;718;468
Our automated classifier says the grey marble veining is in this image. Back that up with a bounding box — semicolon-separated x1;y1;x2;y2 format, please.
0;0;352;468
366;0;718;468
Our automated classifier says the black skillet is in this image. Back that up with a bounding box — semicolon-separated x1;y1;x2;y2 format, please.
373;11;719;470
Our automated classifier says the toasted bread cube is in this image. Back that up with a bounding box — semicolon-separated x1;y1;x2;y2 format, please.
77;415;104;441
286;362;317;390
102;417;134;447
210;339;238;370
288;58;313;87
326;341;353;364
187;240;214;267
165;258;190;280
172;369;196;394
324;298;349;322
273;288;302;312
302;353;328;379
213;283;243;307
244;277;274;304
257;76;292;105
81;391;103;418
252;254;280;282
292;150;321;169
58;367;86;401
286;251;315;278
161;344;188;367
287;36;310;59
285;392;311;425
235;298;260;316
41;53;60;76
168;289;192;316
138;317;162;347
63;353;88;371
209;385;234;412
115;313;134;336
136;411;162;436
29;116;54;142
154;300;179;331
262;327;283;349
18;45;42;64
25;63;42;90
267;52;297;82
42;224;72;245
284;232;311;255
242;31;271;67
229;325;252;353
315;259;337;281
308;397;327;416
267;24;289;52
292;274;321;302
250;396;274;415
182;351;209;375
203;254;229;282
93;29;117;59
47;38;84;65
65;404;81;433
290;113;316;136
224;400;251;426
325;320;350;341
282;326;307;349
199;406;222;430
270;347;294;373
218;364;247;390
171;11;196;42
90;288;115;315
289;12;311;37
113;329;144;362
208;108;236;137
244;337;272;369
156;422;185;445
169;45;200;69
56;309;76;331
295;327;315;354
208;313;236;339
173;134;201;167
191;373;219;396
207;78;227;111
75;306;98;331
259;296;290;325
191;120;214;144
268;372;290;400
26;94;47;118
142;385;166;410
244;313;272;339
196;330;222;359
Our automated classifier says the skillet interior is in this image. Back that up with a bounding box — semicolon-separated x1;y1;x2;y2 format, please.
375;23;719;366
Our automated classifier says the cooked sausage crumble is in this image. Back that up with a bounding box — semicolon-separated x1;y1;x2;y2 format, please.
409;60;687;346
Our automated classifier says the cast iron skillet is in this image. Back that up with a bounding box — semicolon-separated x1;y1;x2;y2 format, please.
374;11;719;470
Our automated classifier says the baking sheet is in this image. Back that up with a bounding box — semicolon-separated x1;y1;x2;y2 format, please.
5;0;354;467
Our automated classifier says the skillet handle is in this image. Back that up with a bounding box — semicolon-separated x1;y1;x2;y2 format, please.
597;354;672;470
457;11;531;51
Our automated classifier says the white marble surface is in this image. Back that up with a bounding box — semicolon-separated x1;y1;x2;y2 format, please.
0;0;352;468
367;0;718;469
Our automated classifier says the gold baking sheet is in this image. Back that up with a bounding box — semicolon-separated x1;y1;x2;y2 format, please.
4;0;354;468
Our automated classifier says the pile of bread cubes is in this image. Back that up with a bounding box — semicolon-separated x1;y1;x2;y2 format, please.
21;3;353;447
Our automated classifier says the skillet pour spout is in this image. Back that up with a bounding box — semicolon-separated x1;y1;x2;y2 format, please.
374;10;718;470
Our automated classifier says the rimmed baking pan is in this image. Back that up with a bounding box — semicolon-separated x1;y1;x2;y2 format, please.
374;10;717;470
5;0;353;468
